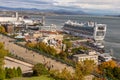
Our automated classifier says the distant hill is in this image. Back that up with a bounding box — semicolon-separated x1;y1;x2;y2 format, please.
105;15;120;17
0;6;87;15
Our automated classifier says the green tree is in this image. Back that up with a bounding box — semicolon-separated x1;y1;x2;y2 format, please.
12;67;18;77
5;68;15;78
113;67;120;80
0;68;5;80
17;67;22;77
33;63;48;76
63;41;72;50
0;42;8;67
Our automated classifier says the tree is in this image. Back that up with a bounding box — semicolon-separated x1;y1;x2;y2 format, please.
97;60;119;80
83;60;95;75
74;60;95;80
25;42;36;48
59;51;68;59
63;41;72;52
59;68;73;80
0;42;8;67
74;62;84;80
47;46;57;55
0;26;6;34
113;67;120;80
98;60;117;73
33;63;48;76
0;42;9;80
17;67;22;77
5;68;15;78
0;68;5;80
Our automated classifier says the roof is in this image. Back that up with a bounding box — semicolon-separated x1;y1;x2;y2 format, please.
73;54;98;57
99;53;112;58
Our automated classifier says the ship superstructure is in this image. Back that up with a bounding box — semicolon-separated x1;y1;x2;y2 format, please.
63;20;107;48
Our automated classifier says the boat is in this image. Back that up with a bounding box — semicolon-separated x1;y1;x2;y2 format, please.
62;20;107;48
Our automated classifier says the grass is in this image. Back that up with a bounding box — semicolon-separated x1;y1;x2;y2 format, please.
6;75;55;80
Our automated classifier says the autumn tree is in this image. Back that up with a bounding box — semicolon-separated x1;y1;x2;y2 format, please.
97;60;119;80
25;42;36;48
59;68;73;80
0;26;6;34
98;60;117;73
78;60;95;75
74;62;84;80
74;60;95;80
112;67;120;79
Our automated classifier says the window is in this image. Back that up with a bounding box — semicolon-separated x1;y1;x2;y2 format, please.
98;27;104;30
96;31;104;36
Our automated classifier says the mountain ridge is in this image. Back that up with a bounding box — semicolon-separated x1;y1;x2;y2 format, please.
0;6;87;15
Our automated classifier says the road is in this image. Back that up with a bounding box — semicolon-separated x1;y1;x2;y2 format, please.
0;34;74;73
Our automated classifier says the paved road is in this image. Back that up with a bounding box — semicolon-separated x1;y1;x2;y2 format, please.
0;34;74;73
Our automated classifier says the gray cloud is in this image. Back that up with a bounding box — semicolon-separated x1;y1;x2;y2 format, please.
0;0;120;14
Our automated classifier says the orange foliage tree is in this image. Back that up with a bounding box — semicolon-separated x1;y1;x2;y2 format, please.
98;60;117;74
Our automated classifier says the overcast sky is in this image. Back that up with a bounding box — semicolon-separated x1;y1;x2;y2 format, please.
0;0;119;14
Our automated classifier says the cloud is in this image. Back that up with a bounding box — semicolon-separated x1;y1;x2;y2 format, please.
0;0;120;14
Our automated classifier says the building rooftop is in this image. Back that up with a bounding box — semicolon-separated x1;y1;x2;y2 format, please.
73;53;98;57
99;53;112;58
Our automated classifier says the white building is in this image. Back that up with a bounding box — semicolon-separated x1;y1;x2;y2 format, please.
0;12;35;25
0;12;19;22
73;50;98;64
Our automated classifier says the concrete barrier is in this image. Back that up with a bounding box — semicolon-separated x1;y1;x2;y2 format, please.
5;56;33;68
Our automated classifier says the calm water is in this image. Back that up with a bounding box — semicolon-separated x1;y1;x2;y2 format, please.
38;15;120;58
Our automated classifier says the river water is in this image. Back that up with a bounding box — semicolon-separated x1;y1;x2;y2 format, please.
37;15;120;58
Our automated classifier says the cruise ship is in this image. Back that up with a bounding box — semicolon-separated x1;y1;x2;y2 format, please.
62;20;107;48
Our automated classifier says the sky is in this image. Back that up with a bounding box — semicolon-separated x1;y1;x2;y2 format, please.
0;0;120;14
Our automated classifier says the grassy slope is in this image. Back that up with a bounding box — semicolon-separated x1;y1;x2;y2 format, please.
6;75;55;80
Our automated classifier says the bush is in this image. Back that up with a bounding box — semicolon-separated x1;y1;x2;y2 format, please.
33;63;49;76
